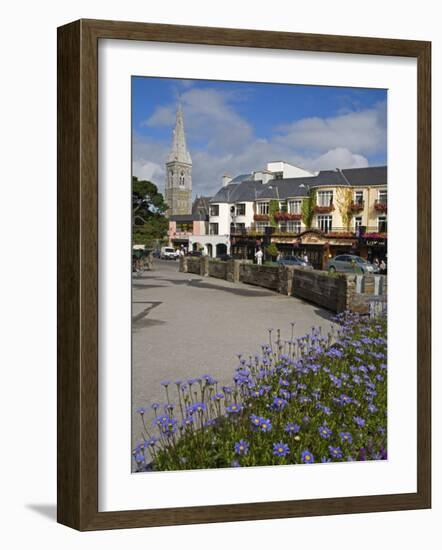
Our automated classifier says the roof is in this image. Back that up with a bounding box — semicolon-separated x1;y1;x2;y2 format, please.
209;165;387;204
341;166;387;186
210;180;264;203
192;196;210;219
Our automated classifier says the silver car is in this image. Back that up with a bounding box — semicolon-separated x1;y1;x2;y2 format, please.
326;254;379;274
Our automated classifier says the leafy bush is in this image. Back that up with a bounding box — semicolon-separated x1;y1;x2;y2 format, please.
133;313;387;471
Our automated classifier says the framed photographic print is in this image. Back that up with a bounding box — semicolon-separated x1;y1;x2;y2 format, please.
57;19;431;530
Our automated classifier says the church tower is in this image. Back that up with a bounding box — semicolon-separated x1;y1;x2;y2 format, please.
165;104;192;216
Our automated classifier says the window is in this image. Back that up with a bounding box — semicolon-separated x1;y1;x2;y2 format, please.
354;216;362;229
257;202;269;215
255;221;269;232
209;204;219;216
279;201;286;211
317;215;332;233
378;216;387;233
354;191;364;204
236;203;246;216
274;172;283;179
288;200;302;214
179;171;185;186
287;220;301;233
209;223;219;235
378;189;387;204
317;190;333;207
278;222;287;232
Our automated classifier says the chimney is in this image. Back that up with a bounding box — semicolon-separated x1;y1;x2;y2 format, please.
222;174;233;187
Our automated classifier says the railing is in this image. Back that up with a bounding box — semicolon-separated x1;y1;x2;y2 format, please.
230;226;387;238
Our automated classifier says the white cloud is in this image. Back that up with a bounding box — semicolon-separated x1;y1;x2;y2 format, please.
275;101;386;156
133;88;385;197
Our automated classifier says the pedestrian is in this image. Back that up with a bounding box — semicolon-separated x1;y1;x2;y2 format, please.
380;259;387;274
255;247;263;266
303;253;309;264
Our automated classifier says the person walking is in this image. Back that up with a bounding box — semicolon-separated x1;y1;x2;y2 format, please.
255;247;263;266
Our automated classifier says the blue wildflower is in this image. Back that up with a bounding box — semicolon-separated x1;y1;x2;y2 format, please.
226;403;242;414
284;422;300;434
273;442;290;457
353;416;366;427
329;446;343;459
234;439;250;455
301;450;314;463
272;396;288;411
318;425;332;439
340;432;353;444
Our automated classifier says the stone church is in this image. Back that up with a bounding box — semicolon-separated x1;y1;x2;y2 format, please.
165;104;192;216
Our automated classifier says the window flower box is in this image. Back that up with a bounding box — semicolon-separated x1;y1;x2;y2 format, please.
254;213;270;221
349;201;364;213
274;211;302;221
313;204;335;214
374;201;388;213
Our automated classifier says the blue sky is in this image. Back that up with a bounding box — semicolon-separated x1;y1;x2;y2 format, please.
132;77;387;198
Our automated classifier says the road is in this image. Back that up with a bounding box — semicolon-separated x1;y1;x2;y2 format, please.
132;259;335;449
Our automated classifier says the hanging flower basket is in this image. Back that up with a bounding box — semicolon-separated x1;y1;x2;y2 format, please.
253;213;270;221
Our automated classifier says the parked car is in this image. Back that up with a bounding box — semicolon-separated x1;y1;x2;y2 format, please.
160;246;177;260
277;256;313;269
217;253;233;262
326;254;379;274
187;250;202;257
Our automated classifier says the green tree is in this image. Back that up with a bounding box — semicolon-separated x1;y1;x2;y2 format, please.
301;190;316;229
132;176;169;245
269;199;279;228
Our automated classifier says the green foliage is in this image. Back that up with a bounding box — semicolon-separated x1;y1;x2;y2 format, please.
269;199;279;228
301;190;316;229
132;176;168;245
266;243;279;258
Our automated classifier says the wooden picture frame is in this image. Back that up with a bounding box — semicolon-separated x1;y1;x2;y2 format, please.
57;19;431;530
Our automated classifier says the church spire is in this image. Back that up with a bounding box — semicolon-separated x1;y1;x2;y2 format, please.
167;103;192;164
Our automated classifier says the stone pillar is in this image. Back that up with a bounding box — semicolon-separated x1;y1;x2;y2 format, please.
200;256;209;277
179;255;188;273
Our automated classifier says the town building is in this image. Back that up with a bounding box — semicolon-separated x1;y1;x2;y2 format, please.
163;104;387;268
168;196;210;251
205;164;387;268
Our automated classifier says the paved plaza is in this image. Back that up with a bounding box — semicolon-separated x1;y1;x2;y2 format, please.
132;260;335;446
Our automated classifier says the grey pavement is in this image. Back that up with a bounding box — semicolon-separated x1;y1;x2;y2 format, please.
131;259;335;448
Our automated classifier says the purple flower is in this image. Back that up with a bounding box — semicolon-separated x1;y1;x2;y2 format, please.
339;432;353;444
353;416;366;428
301;450;314;464
226;403;243;414
136;407;145;415
318;425;332;439
284;422;300;434
272;396;288;411
234;439;250;455
329;446;343;459
273;442;290;457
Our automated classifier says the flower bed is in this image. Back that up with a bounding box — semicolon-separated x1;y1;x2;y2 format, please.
133;313;387;470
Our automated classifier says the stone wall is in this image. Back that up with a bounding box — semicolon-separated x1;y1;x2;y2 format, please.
208;260;228;279
239;264;280;291
291;269;348;313
179;256;387;314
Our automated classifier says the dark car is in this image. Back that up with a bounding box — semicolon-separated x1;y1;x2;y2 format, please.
277;256;313;269
216;253;233;262
187;250;202;257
